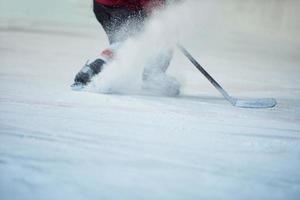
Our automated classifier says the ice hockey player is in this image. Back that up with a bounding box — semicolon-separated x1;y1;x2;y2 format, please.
72;0;180;96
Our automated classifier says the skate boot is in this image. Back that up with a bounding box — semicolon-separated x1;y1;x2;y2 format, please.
71;59;105;90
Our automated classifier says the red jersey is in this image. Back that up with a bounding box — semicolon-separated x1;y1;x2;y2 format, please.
95;0;165;11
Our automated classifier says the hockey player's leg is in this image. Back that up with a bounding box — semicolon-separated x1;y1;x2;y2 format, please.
142;72;181;96
72;1;146;89
71;43;120;88
142;49;181;96
73;59;105;86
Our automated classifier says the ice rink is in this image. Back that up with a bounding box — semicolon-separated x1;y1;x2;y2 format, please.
1;0;300;199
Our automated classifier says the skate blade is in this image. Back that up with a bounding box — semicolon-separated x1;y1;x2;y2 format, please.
71;82;85;91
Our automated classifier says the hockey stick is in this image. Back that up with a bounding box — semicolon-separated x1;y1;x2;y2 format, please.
177;44;277;108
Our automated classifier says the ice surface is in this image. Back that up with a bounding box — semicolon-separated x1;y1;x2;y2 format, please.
1;0;300;200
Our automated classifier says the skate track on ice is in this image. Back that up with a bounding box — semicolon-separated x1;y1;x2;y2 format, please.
1;0;300;199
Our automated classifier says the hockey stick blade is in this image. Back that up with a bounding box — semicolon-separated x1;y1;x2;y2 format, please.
231;98;277;108
177;44;277;108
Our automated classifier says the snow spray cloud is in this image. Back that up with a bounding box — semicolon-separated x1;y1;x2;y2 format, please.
90;0;219;95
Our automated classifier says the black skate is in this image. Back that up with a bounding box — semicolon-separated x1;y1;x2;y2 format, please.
71;59;105;90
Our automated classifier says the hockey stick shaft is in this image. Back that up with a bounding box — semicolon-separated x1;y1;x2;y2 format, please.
177;44;236;105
